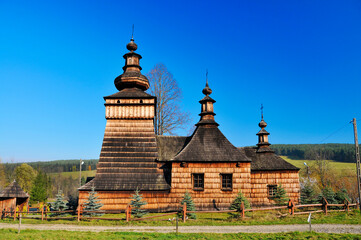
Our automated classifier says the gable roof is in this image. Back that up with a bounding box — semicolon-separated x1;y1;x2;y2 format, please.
240;147;300;171
0;181;29;198
171;126;251;162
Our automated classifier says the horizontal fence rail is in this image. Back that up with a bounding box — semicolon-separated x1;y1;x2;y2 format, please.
1;198;359;223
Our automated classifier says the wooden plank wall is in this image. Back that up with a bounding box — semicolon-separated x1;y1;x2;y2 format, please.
79;162;253;211
250;170;300;206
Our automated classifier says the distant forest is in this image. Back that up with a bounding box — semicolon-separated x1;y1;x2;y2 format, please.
4;159;98;174
270;144;358;162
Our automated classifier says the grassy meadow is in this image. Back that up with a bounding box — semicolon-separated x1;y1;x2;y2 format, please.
1;229;361;240
281;156;356;172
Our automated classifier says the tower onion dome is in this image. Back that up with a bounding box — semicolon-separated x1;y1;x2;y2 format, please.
196;80;219;127
259;118;267;128
114;38;149;91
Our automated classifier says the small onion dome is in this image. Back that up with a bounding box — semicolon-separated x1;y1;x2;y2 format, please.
259;119;267;128
126;38;137;51
202;83;212;96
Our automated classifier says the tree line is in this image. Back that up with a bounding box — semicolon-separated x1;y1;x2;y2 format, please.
3;159;98;176
270;144;358;162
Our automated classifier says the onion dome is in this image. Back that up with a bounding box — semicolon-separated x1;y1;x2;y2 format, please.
114;37;149;91
259;119;267;128
196;76;219;127
126;38;137;52
202;81;212;96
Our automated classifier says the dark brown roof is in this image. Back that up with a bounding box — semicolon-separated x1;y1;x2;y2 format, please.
104;87;154;99
240;147;299;171
171;126;251;162
79;120;170;191
156;136;191;161
0;181;29;198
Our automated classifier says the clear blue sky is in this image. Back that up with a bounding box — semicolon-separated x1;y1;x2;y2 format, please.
1;1;360;162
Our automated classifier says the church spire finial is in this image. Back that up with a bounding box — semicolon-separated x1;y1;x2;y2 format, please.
126;24;137;52
202;69;212;96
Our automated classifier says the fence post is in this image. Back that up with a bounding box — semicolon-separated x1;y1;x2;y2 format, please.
77;204;83;222
345;199;350;212
240;202;245;220
41;206;44;221
323;197;328;215
13;207;17;221
183;203;187;223
1;208;4;220
126;205;131;222
45;205;48;220
288;199;294;215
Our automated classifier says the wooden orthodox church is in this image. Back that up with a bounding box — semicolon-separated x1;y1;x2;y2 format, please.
79;38;300;211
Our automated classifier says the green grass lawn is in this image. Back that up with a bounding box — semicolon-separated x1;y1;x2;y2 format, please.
48;170;96;179
1;229;360;240
281;156;356;172
2;210;360;226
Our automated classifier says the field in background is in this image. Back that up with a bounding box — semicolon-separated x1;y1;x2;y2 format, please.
281;156;356;172
49;170;96;179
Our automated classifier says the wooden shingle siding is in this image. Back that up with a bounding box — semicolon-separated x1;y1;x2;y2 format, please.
250;170;300;206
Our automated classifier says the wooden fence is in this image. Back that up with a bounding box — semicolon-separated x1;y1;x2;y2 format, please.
1;198;359;223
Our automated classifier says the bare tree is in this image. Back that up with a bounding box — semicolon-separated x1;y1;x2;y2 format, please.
146;63;190;135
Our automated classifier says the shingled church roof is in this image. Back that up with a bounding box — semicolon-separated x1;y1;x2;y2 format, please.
166;80;250;163
0;181;29;198
240;147;300;171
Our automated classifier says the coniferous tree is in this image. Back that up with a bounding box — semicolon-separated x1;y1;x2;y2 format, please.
300;183;317;204
51;190;67;216
318;186;336;204
335;188;351;204
30;171;51;203
229;192;250;219
179;191;196;219
130;188;148;218
273;184;288;206
83;187;103;217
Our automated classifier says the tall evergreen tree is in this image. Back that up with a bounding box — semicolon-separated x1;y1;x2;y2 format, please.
83;187;103;217
229;192;250;219
30;171;51;203
179;191;196;219
273;184;288;206
51;190;67;216
130;188;148;218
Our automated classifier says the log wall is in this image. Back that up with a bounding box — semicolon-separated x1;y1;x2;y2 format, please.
250;170;300;206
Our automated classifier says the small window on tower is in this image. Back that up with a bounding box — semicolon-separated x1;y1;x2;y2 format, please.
221;174;232;191
193;173;204;191
117;100;120;103
268;185;277;198
140;100;143;103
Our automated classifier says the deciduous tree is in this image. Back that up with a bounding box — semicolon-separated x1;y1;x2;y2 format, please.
146;63;190;135
14;163;37;193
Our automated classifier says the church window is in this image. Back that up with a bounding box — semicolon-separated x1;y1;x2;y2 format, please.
268;185;277;198
221;174;232;190
193;173;204;190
